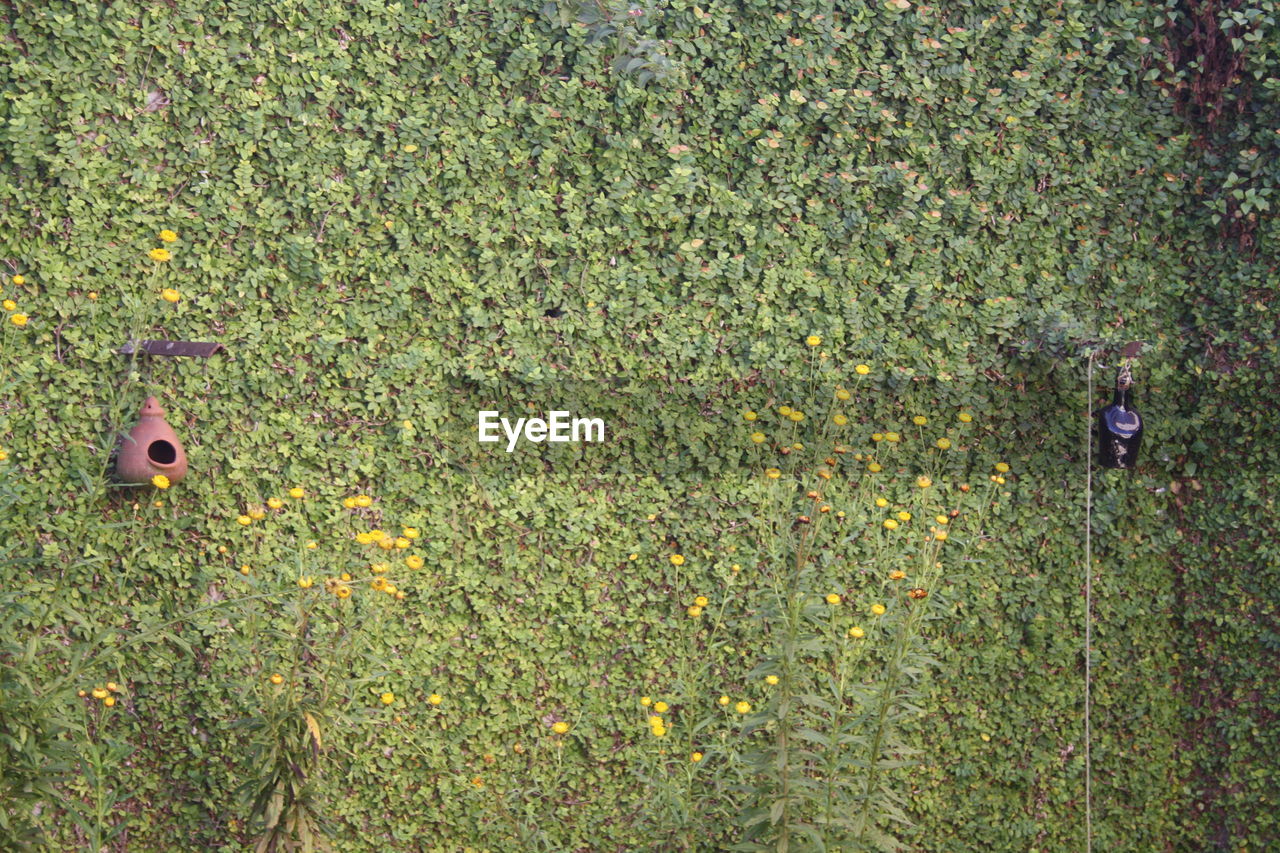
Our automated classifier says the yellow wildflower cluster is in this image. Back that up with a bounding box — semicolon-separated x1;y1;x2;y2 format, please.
79;681;124;707
3;279;28;327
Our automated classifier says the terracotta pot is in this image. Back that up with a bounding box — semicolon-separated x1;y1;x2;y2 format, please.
116;396;188;485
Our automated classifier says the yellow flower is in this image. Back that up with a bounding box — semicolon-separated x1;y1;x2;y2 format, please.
871;433;884;442
640;696;652;707
734;701;751;714
936;515;949;525
104;696;116;707
403;527;419;539
343;497;357;508
687;605;703;618
875;497;888;508
788;411;804;422
378;537;396;550
826;593;841;605
897;511;911;521
288;487;305;499
239;565;251;576
92;687;109;699
750;432;766;444
428;693;442;705
743;410;758;421
867;462;882;473
380;692;395;705
355;494;372;507
158;229;178;242
9;313;28;327
298;576;314;589
855;364;870;375
150;474;170;489
848;626;865;639
654;701;669;713
916;476;932;488
267;497;283;509
690;751;703;762
107;682;120;693
270;673;283;685
694;595;708;607
888;570;906;580
765;674;779;685
403;144;419;153
11;274;24;285
341;573;352;582
371;577;388;591
148;248;171;262
958;412;973;423
552;721;570;734
871;604;886;615
651;724;667;737
395;590;406;600
936;438;952;450
160;288;180;303
87;291;98;300
405;555;424;569
996;475;1006;485
778;406;793;416
833;414;848;426
885;432;900;443
935;530;949;541
718;695;730;706
394;536;411;550
806;335;822;347
2;300;15;311
355;532;374;544
236;515;252;526
765;467;781;479
335;585;352;599
835;388;851;401
371;562;389;574
913;416;927;425
670;554;685;566
995;462;1010;473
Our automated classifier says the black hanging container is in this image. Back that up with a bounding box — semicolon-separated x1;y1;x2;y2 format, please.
1097;364;1143;470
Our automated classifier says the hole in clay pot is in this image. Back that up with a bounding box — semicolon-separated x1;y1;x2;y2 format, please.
148;440;177;465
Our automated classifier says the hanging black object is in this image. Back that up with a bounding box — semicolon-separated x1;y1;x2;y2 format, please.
1097;362;1143;469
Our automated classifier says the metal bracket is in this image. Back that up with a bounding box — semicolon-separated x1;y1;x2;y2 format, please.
119;340;226;358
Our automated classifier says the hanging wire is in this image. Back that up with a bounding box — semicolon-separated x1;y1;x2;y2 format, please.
1084;352;1095;853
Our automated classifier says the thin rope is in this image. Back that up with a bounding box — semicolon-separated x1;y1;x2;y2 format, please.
1084;353;1094;853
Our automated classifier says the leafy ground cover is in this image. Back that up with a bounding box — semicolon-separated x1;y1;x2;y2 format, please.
1;0;1277;849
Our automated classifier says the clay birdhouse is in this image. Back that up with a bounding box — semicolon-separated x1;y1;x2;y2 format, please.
116;396;188;485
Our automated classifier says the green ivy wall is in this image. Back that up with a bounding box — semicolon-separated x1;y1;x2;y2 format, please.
1;0;1276;849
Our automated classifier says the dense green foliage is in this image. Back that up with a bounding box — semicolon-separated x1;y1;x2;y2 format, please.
1;0;1277;849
